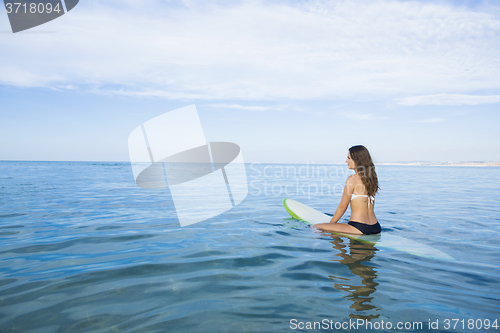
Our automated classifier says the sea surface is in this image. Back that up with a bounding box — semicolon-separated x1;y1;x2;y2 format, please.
0;161;499;332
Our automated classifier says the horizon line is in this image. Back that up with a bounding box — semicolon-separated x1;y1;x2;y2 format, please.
1;159;499;167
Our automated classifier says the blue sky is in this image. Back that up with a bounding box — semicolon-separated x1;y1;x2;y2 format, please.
1;0;499;163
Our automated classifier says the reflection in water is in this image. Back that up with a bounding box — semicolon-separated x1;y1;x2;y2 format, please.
327;234;380;320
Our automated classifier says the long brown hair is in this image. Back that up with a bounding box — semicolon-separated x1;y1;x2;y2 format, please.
349;145;379;197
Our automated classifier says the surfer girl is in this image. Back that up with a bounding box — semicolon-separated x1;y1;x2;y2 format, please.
314;145;381;235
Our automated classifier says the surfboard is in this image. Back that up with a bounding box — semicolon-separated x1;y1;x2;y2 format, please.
283;198;454;261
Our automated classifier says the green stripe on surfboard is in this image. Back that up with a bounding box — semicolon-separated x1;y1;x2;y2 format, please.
283;198;304;221
283;198;454;261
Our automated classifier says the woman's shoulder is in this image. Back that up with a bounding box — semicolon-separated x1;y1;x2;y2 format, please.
347;174;362;183
346;174;362;188
346;174;364;192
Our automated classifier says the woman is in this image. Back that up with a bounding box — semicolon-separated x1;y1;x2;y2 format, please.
314;145;381;235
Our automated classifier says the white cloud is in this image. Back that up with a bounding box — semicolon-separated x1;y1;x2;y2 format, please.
415;118;446;123
337;111;376;120
1;0;499;101
207;103;284;111
397;94;500;106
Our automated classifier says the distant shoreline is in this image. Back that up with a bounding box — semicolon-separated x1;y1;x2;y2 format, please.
1;160;499;167
375;162;500;167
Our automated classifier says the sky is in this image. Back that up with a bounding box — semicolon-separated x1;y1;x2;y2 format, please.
1;0;499;163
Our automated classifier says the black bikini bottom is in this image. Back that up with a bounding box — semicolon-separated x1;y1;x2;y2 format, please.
348;221;381;235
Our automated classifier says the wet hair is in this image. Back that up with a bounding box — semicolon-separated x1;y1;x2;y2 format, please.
348;145;379;197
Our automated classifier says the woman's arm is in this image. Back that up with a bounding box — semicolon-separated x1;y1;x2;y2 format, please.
329;176;353;223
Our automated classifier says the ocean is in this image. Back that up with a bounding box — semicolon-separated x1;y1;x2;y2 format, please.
0;161;499;332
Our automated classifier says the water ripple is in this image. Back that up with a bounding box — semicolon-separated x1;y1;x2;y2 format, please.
0;162;499;332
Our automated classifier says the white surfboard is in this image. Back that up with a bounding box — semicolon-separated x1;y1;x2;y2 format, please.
283;198;454;261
